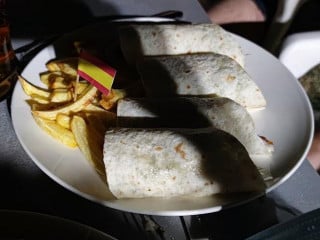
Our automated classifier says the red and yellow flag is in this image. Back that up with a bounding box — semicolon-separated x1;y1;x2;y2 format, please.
77;50;116;96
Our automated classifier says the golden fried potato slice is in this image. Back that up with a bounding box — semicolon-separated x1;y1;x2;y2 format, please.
99;89;126;110
83;103;106;112
71;115;106;180
27;100;63;111
56;113;71;129
73;81;89;95
32;114;77;148
50;76;72;89
46;57;78;76
19;75;51;98
40;71;63;86
40;71;77;89
32;85;98;120
29;94;50;104
50;88;73;103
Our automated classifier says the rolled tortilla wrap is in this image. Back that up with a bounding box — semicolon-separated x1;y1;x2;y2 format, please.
103;128;266;199
117;97;273;179
119;23;245;67
137;53;266;109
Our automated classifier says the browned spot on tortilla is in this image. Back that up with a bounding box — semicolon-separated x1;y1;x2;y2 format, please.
226;75;236;82
172;176;176;180
259;135;273;145
152;31;156;37
175;142;186;159
155;146;163;151
186;85;191;89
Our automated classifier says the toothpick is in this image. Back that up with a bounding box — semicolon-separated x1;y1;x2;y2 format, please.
73;73;80;102
74;42;83;102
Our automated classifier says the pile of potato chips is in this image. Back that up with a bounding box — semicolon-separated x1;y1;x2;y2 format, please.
19;58;126;180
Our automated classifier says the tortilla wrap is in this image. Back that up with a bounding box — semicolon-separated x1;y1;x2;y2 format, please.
137;53;266;109
117;97;273;178
103;128;266;199
119;23;245;67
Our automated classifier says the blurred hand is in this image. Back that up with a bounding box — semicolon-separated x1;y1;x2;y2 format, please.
307;130;320;172
205;0;265;24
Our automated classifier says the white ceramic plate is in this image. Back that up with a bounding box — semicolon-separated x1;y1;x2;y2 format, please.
11;20;314;216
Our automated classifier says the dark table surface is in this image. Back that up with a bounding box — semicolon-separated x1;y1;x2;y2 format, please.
1;0;320;239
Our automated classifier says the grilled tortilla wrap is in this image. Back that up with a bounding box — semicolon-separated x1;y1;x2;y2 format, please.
117;97;273;179
119;23;245;67
103;128;266;199
137;53;266;109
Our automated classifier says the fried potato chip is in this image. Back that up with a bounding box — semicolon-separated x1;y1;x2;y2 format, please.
73;81;89;95
27;99;63;111
50;89;73;103
28;94;50;104
83;103;107;112
99;89;126;110
32;85;98;120
19;75;51;98
21;56;118;179
40;71;63;86
40;71;77;89
32;113;77;148
46;57;78;76
56;113;71;129
71;115;106;180
50;77;72;89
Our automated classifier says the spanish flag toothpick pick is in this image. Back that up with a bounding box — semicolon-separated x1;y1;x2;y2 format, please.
77;50;116;96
